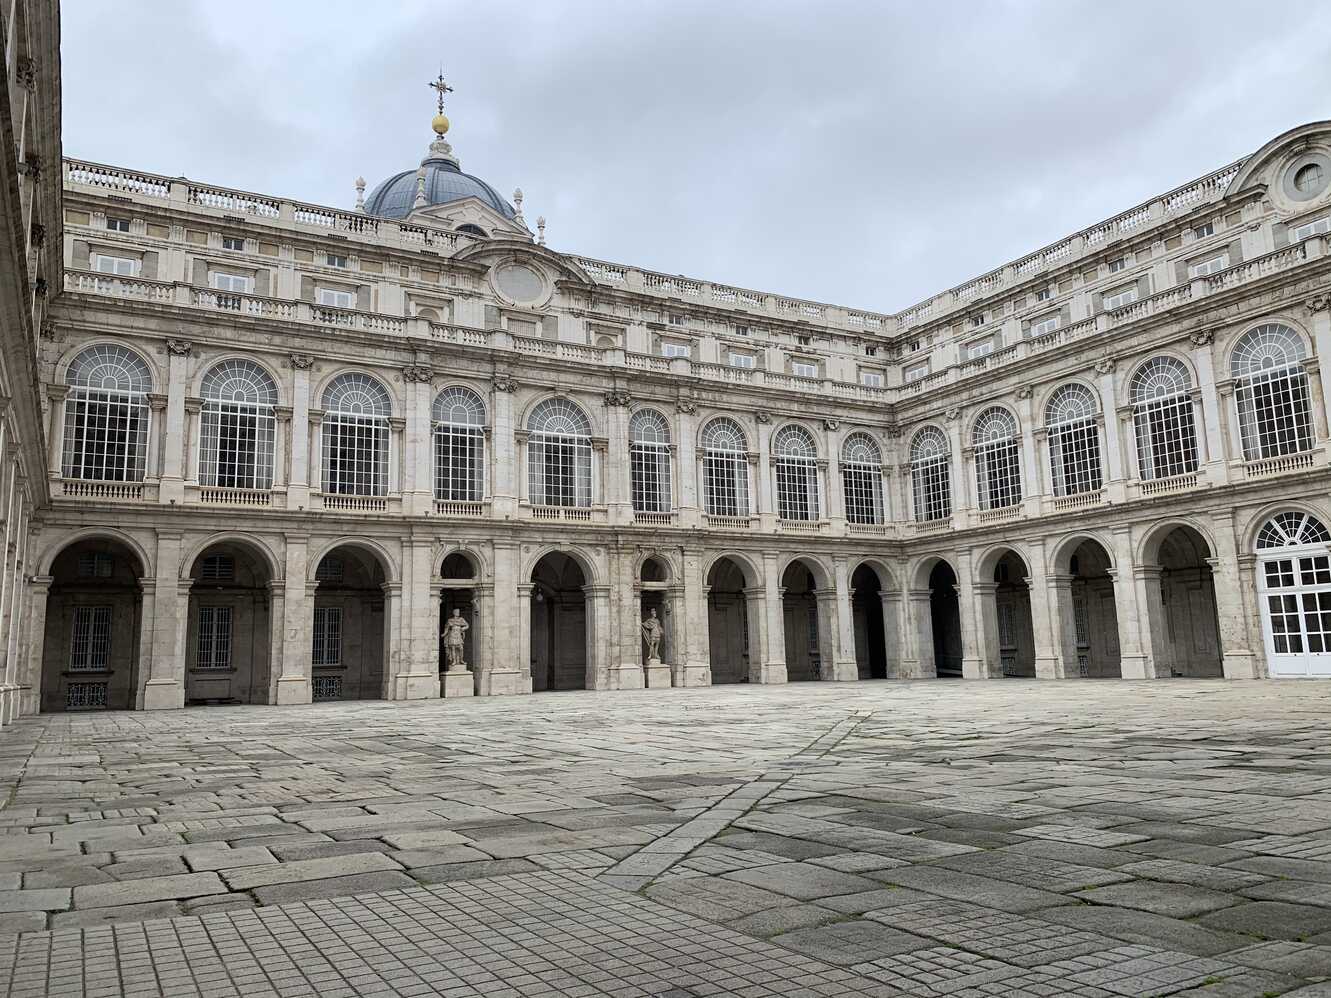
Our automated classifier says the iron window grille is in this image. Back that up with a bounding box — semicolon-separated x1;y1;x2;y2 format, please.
841;432;884;524
526;397;593;507
910;426;951;522
315;557;344;583
1046;384;1102;496
431;386;486;502
321;373;391;496
1130;357;1199;480
199;360;277;490
973;407;1022;510
69;606;112;671
195;606;233;670
773;425;820;521
312;606;342;666
629;408;672;513
1258;512;1331;550
62;344;151;482
1232;324;1314;461
701;418;749;517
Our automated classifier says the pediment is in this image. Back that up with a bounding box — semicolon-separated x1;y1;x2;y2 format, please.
1225;121;1331;217
406;196;530;238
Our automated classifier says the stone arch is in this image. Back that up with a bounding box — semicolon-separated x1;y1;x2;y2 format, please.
852;557;897;593
38;527;154;579
970;402;1023;438
518;392;600;437
436;544;488;581
706;553;760;685
55;339;162;391
973;542;1032;581
973;545;1036;679
1036;378;1102;427
307;536;401;585
1119;348;1199;408
180;532;282;583
635;550;676;584
1137;517;1219;568
703;550;762;589
1219;315;1314;368
1240;499;1331;555
1049;531;1117;576
521;543;601;587
1139;520;1223;679
850;559;894;680
777;553;833;591
529;549;598;692
696;413;751;452
313;367;398;417
1048;533;1122;679
780;557;835;681
190;353;286;405
913;556;962;678
908;553;955;591
772;421;823;458
183;536;278;705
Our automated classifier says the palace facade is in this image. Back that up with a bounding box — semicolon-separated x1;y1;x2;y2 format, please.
4;47;1331;718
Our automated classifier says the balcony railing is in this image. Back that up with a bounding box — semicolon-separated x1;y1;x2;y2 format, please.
322;494;388;513
778;519;827;535
975;505;1022;525
199;488;273;507
1049;489;1105;513
1243;451;1315;479
632;511;676;527
434;500;488;518
907;518;953;535
1138;471;1200;497
59;479;144;501
704;514;757;530
848;522;893;537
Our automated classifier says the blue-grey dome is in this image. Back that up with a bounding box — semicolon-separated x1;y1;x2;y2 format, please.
363;154;516;221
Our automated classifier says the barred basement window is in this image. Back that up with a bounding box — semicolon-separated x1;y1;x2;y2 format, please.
322;373;391;496
199;360;277;490
910;426;951;522
629;408;672;513
200;555;234;581
972;407;1022;510
1130;357;1199;480
432;386;486;502
63;344;151;482
196;606;233;670
701;418;749;517
773;425;820;521
69;606;112;671
841;432;884;524
1046;383;1102;496
312;606;342;666
527;398;592;507
1232;323;1313;461
311;675;342;700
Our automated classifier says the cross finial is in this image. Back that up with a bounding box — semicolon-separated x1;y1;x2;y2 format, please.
429;70;453;114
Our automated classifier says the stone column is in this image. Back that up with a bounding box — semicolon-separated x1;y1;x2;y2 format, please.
755;417;774;529
1306;296;1331;441
1026;539;1061;678
19;576;52;717
1045;573;1080;679
675;404;699;528
160;342;190;504
759;551;787;682
743;584;778;683
971;581;1000;679
827;557;858;680
585;583;613;690
1192;333;1228;482
383;581;417;698
471;582;494;690
1210;510;1259;679
490;377;517;518
392;540;438;699
956;550;983;679
44;386;67;482
814;588;853;680
1097;367;1126;501
514;581;535;695
1132;565;1170;679
1305;360;1329;443
603;395;632;524
946;415;969;527
288;354;312;509
591;438;609;510
143;530;186;709
905;588;935;678
482;541;524;695
610;550;645;690
276;533;311;705
1110;526;1151;679
1016;390;1040;514
678;547;711;686
403;369;433;516
879;590;902;677
145;394;166;484
182;398;202;487
824;424;845;529
387;417;406;498
1116;406;1138;485
265;581;286;705
272;408;290;490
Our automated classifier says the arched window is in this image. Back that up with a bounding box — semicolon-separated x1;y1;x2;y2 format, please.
701;418;749;517
841;432;884;525
1130;357;1198;480
432;386;486;502
629;409;672;514
1255;511;1331;677
972;407;1021;510
62;344;152;482
1045;384;1102;497
199;360;278;490
773;425;820;521
321;373;391;496
909;426;950;522
1231;324;1313;461
527;398;592;507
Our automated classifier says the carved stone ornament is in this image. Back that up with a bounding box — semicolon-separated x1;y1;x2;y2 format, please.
675;400;697;414
403;364;434;384
884;423;902;439
603;389;631;407
290;353;315;370
1093;357;1116;375
1309;295;1330;314
166;339;192;356
944;407;961;422
823;418;840;431
1015;385;1034;400
492;375;518;393
16;58;35;91
1189;329;1214;346
756;411;772;424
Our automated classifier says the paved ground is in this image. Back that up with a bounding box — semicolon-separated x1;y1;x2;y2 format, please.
4;681;1331;996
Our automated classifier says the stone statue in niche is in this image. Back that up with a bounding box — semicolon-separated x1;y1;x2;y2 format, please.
641;608;664;665
442;608;470;671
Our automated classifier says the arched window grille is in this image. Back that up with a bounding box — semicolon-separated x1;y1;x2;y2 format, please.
773;425;820;521
1231;324;1313;461
629;408;672;513
1256;511;1331;675
62;344;152;482
431;386;486;502
199;360;278;490
909;426;951;522
1045;384;1102;497
321;373;391;496
701;418;749;517
1130;357;1198;480
1257;511;1331;550
972;407;1022;510
841;432;884;525
527;398;592;507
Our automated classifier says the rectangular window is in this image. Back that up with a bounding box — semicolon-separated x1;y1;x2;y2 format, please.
864;345;877;357
630;440;672;514
904;362;929;382
729;352;756;369
791;361;818;379
200;555;234;581
1194;222;1214;239
105;217;131;233
69;606;112;671
1108;257;1126;273
733;324;750;336
1291;216;1330;241
222;236;244;251
1188;254;1229;278
92;254;139;276
324;415;390;496
842;465;883;524
1036;287;1052;302
1103;285;1138;310
969;315;985;328
668;313;686;326
196;606;233;670
966;339;994;360
312;607;342;666
775;458;820;521
704;453;748;517
326;252;348;268
860;370;884;388
210;272;253;293
316;287;354;308
661;342;690;358
1029;315;1060;337
63;390;149;482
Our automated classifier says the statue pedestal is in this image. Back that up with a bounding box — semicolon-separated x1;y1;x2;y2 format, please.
441;670;474;698
644;658;672;689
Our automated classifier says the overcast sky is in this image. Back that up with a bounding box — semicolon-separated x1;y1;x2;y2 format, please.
62;1;1331;314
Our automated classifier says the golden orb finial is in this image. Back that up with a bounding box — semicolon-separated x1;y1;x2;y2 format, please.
432;112;450;135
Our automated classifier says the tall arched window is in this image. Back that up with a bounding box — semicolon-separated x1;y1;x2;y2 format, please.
1232;324;1314;461
1046;384;1102;497
841;432;884;524
527;398;592;507
199;360;278;490
321;373;391;496
629;409;672;513
972;407;1021;510
432;386;486;502
1256;510;1331;677
909;426;951;522
62;344;152;482
701;418;749;517
1130;357;1198;480
773;425;820;521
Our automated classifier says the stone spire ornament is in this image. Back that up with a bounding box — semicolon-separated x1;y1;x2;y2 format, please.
423;69;460;168
354;176;366;212
537;216;546;246
513;188;525;225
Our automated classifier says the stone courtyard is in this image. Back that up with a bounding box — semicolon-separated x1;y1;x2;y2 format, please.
3;682;1331;996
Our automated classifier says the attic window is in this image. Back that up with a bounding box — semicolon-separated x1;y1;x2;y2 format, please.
326;252;348;268
864;345;877;357
457;224;487;238
668;314;686;326
1108;257;1126;273
1036;287;1052;302
222;236;244;251
796;335;811;346
1194;222;1214;239
105;217;130;233
969;315;984;328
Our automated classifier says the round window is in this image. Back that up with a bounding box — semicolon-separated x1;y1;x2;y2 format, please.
493;263;544;304
1294;163;1325;193
1283;152;1331;202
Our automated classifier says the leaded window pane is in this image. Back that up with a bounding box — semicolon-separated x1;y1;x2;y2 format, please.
629;409;672;513
840;432;883;524
322;373;391;496
909;426;950;522
1045;384;1102;496
1130;357;1198;480
773;425;819;521
701;418;749;517
432;387;486;502
62;345;152;481
527;398;593;507
972;407;1021;510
